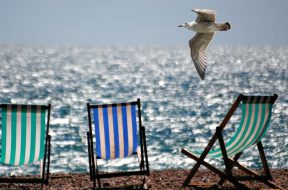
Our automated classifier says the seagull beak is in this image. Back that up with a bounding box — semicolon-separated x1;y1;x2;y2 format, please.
178;24;185;27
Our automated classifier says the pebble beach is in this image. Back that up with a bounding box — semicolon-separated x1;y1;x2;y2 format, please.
0;169;287;189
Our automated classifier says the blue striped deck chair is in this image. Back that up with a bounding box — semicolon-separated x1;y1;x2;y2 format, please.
87;99;149;188
181;94;283;190
0;104;51;185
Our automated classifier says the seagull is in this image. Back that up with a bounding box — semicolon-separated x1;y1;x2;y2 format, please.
178;9;231;80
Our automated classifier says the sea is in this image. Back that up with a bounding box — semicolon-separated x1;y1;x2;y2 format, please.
0;45;287;175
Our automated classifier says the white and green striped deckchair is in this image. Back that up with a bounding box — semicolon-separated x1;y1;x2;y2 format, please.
0;104;51;185
87;99;149;188
182;94;283;190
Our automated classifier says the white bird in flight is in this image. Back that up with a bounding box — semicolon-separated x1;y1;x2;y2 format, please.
179;9;231;80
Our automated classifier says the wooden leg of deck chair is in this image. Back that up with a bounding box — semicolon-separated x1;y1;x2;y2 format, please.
182;131;244;187
94;155;101;188
87;132;93;180
182;132;220;187
218;153;242;186
181;149;249;189
217;127;233;176
230;158;283;189
257;141;272;180
182;150;203;186
215;127;249;189
214;149;280;190
46;135;51;184
225;155;283;189
257;142;284;189
142;126;150;175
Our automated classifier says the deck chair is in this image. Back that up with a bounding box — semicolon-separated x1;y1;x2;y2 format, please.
182;94;283;190
87;99;149;188
0;104;51;185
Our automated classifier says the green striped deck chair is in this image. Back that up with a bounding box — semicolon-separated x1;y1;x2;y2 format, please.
0;104;51;185
181;94;283;190
87;99;149;188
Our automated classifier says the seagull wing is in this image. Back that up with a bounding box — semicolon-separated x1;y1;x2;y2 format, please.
193;9;216;22
189;32;214;80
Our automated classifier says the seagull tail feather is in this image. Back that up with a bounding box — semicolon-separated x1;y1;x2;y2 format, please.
217;22;231;31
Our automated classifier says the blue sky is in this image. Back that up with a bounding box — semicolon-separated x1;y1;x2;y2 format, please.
0;0;287;46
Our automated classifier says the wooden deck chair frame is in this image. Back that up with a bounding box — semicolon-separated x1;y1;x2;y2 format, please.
87;99;149;188
0;104;51;185
181;94;283;190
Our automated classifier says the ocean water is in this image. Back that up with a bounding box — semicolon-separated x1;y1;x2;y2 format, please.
0;45;287;175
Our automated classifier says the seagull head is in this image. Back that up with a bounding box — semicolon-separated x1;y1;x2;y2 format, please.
178;22;195;30
178;22;188;28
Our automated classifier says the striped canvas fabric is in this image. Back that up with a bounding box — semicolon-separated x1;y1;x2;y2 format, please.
194;96;274;158
1;104;46;166
92;103;138;160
